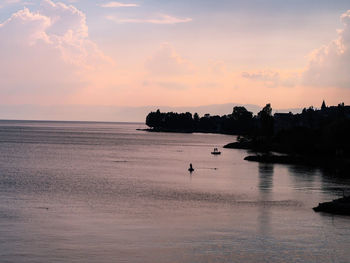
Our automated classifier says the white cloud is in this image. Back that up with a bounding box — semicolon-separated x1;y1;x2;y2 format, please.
0;0;35;8
0;0;22;8
241;70;298;88
242;70;280;82
143;80;188;90
210;61;227;75
106;14;192;24
0;0;113;103
145;43;193;76
100;2;139;8
303;10;350;88
5;0;22;4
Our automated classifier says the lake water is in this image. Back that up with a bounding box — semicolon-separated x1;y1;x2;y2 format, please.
0;120;350;263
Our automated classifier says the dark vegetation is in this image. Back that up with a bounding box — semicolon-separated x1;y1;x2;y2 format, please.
146;105;260;134
145;101;350;172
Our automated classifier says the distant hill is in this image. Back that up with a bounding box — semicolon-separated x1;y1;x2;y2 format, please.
0;104;302;122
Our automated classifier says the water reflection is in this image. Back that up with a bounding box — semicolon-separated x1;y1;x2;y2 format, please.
319;169;350;198
2;121;350;262
287;164;350;197
287;165;320;193
258;163;274;236
288;165;318;179
258;163;274;193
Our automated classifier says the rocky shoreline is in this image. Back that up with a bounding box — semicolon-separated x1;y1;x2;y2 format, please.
313;196;350;215
224;138;350;171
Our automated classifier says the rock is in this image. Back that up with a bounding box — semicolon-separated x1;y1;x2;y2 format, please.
313;196;350;215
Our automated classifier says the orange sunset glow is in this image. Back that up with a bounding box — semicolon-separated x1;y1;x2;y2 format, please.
0;0;350;120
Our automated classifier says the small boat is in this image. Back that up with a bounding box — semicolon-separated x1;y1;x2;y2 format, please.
211;148;221;155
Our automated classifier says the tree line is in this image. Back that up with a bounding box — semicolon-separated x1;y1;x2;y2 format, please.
146;102;350;162
146;104;273;135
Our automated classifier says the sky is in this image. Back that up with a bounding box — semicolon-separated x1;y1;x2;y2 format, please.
1;0;350;121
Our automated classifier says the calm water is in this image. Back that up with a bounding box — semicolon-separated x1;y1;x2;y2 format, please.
0;120;350;263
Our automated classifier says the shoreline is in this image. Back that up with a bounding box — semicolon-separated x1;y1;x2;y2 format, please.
138;128;238;135
313;196;350;215
224;140;350;174
140;128;350;175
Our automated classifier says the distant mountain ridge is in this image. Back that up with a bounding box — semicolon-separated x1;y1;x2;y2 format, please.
0;104;302;122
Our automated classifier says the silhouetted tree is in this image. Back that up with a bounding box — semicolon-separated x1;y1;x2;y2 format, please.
146;109;162;129
232;106;253;121
258;104;274;136
145;101;350;158
193;112;200;129
221;106;254;134
146;110;195;131
193;112;199;122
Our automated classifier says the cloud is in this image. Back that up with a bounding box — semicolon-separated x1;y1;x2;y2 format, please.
143;80;188;90
5;0;22;4
210;61;227;75
0;0;34;8
99;2;139;8
0;0;21;8
242;70;280;82
0;0;113;103
242;70;298;88
303;10;350;88
145;43;193;76
106;14;192;24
